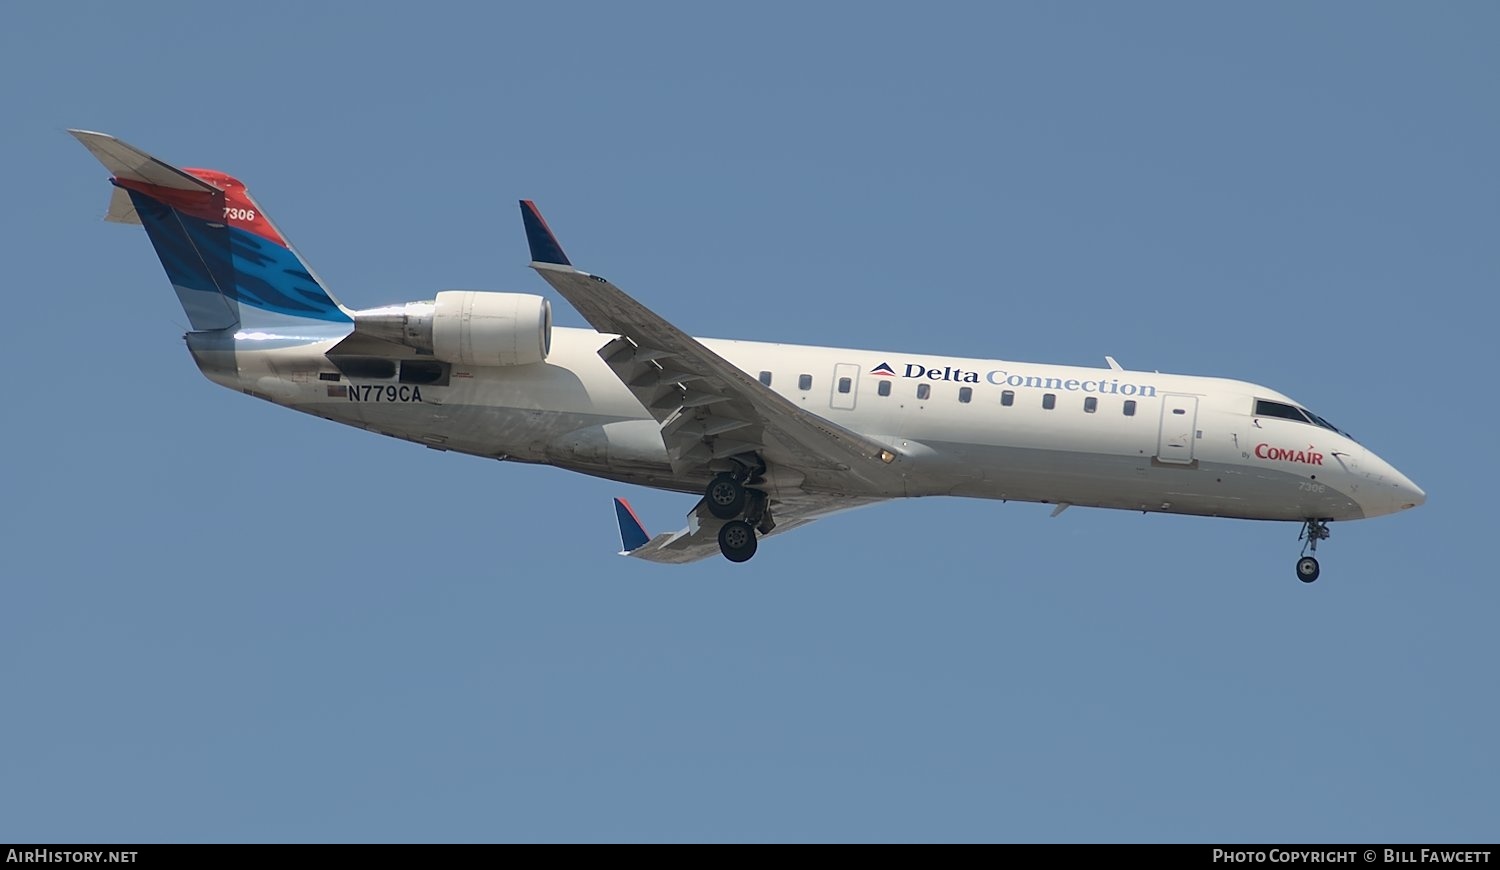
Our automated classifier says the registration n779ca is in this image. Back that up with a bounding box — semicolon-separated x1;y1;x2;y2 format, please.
71;130;1425;581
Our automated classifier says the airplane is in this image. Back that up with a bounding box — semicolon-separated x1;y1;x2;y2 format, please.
70;130;1426;580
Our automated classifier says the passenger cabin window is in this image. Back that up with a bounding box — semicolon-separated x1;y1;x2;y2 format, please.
1084;396;1097;413
877;380;891;397
917;383;931;400
759;371;772;386
1001;390;1015;407
1042;393;1056;410
837;377;852;394
959;387;973;404
1123;399;1137;416
798;374;812;391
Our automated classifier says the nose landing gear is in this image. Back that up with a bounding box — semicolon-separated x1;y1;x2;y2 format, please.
1295;519;1331;583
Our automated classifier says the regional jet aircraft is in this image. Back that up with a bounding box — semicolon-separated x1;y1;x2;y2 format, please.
71;131;1425;580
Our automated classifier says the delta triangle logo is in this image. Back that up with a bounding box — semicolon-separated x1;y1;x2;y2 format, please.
870;362;896;377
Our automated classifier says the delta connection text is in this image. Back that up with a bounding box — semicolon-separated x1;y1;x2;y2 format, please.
892;363;1160;397
1212;850;1491;864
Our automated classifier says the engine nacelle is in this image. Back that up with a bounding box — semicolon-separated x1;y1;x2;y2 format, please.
353;291;552;367
429;291;551;366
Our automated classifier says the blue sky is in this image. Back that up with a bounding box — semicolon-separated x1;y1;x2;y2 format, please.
2;2;1496;843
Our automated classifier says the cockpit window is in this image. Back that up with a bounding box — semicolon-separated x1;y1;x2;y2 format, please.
1254;399;1310;423
1306;411;1350;437
1254;399;1350;437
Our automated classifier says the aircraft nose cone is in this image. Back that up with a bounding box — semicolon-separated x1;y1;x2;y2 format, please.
1354;449;1425;517
1397;475;1426;511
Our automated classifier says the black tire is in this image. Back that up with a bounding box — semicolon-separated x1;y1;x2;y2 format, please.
706;473;747;520
717;520;758;563
1296;556;1320;583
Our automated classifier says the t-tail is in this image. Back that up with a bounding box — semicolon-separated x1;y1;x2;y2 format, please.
70;130;352;334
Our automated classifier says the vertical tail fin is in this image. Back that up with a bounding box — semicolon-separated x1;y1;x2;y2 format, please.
70;130;351;332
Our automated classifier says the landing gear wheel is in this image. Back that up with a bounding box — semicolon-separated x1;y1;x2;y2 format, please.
706;473;747;520
717;520;758;563
1295;519;1331;583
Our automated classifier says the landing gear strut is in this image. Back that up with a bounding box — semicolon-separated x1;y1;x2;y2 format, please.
1296;519;1331;583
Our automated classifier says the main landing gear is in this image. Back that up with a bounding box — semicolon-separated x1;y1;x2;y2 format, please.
706;473;748;520
1295;519;1331;583
718;520;758;563
705;470;774;563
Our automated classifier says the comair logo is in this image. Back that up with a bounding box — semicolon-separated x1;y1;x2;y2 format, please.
870;362;896;377
1255;443;1324;466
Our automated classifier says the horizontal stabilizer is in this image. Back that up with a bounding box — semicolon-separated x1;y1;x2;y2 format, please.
69;130;217;193
614;498;650;553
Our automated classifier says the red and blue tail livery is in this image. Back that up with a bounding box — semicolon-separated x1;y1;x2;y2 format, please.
71;130;350;332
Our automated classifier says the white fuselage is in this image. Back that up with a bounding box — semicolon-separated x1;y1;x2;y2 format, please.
188;325;1425;526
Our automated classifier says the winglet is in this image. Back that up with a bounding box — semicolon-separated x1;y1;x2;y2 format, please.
614;498;650;553
520;200;572;266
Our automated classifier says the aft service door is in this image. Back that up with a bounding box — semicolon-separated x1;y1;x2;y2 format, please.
1157;394;1199;464
831;363;859;411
